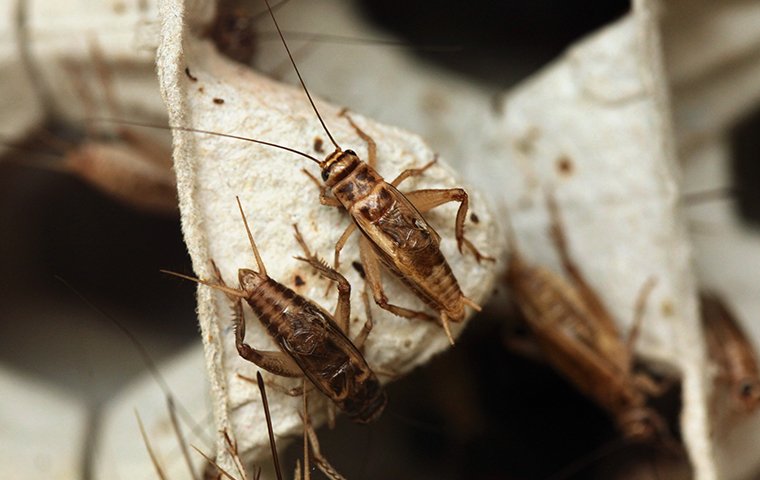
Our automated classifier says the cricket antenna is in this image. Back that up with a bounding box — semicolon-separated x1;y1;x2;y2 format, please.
236;196;268;277
93;118;323;164
262;0;341;151
256;371;284;480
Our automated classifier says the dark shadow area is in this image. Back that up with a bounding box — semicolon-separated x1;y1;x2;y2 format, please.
280;314;688;479
355;0;630;89
0;157;196;403
731;105;760;225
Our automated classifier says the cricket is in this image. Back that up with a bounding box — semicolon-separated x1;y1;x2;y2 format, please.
505;192;674;446
143;0;493;346
4;38;177;215
166;197;387;425
700;292;760;414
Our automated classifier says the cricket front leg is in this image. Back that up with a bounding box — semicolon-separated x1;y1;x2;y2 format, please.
302;168;343;207
352;288;375;351
405;188;494;263
293;224;352;334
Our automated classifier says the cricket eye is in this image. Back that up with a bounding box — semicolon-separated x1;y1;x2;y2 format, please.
741;381;758;399
321;168;330;181
345;149;356;156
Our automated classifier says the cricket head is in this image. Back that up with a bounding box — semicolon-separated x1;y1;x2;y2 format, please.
238;268;266;292
736;377;760;412
320;148;360;187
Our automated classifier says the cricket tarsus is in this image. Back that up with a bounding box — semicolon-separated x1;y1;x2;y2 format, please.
256;371;284;480
262;0;340;150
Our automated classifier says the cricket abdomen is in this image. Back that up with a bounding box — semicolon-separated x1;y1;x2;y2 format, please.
244;278;386;421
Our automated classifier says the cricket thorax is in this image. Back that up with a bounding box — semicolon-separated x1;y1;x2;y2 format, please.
332;163;385;210
238;268;266;291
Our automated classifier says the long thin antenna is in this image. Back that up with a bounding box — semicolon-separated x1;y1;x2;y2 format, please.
93;118;322;164
262;0;340;150
236;196;268;278
256;371;284;480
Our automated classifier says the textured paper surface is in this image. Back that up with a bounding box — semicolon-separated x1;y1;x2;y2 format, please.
4;0;760;478
156;0;501;469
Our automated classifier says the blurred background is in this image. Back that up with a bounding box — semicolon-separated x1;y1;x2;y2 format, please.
2;0;760;478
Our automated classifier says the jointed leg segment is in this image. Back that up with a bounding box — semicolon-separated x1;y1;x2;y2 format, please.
405;188;493;263
293;224;352;333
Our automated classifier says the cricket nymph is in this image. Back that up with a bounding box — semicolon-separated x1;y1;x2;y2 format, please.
237;267;387;423
168;198;387;425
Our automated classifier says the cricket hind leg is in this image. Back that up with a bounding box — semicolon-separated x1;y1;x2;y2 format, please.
359;236;436;323
404;188;494;263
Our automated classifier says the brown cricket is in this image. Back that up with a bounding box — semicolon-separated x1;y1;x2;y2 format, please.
3;38;177;215
505;193;672;444
700;292;760;413
167;197;387;424
101;0;491;343
257;0;490;345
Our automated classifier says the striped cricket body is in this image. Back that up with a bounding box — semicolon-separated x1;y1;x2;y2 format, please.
235;267;387;423
169;198;387;424
505;193;673;445
319;148;484;345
